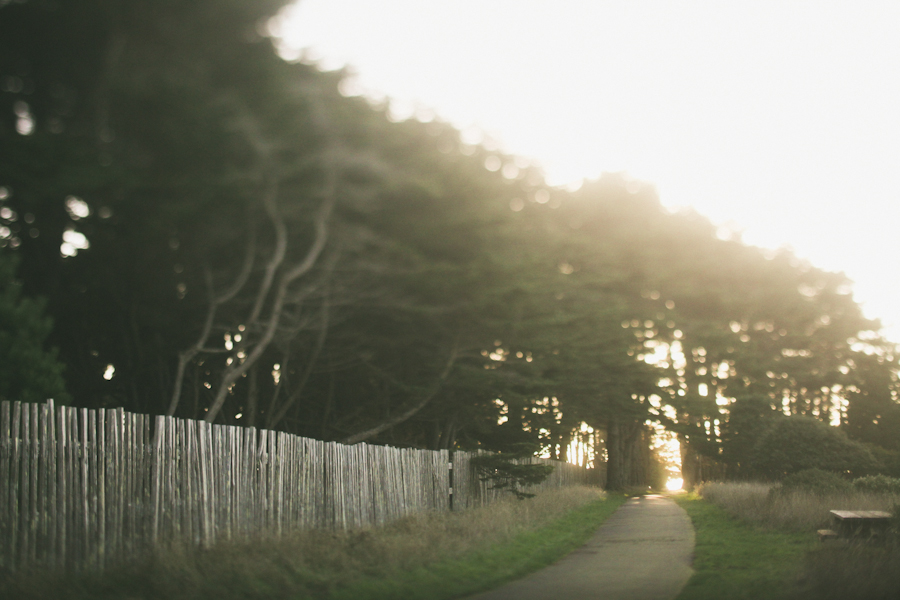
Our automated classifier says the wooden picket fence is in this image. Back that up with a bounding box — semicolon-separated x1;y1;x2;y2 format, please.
0;400;597;572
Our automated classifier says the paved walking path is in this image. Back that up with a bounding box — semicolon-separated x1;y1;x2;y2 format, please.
464;494;695;600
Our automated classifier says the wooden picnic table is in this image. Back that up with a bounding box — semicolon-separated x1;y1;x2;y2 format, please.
829;510;892;539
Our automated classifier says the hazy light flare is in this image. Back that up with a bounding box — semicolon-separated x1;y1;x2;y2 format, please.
276;1;900;342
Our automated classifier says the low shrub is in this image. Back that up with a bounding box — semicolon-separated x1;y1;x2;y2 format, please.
852;474;900;494
748;416;878;479
774;468;852;495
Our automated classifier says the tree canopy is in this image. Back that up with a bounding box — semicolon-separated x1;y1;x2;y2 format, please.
2;0;898;490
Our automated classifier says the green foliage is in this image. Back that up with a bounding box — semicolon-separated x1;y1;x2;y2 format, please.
470;450;555;500
773;469;852;496
843;352;900;452
864;445;900;478
0;251;68;404
851;474;900;494
719;393;779;474
749;416;878;479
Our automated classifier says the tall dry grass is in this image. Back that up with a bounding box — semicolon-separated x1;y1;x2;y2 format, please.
2;486;605;600
693;482;900;599
794;542;900;600
283;484;605;576
699;481;900;531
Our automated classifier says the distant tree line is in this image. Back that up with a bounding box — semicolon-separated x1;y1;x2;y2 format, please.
1;0;897;490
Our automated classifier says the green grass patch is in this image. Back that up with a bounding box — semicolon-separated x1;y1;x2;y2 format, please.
674;493;815;600
330;493;627;600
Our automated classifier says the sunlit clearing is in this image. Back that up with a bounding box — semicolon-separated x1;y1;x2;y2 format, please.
565;422;596;467
782;396;792;416
272;363;281;385
65;196;91;220
665;478;684;491
103;364;115;380
565;179;583;192
484;155;502;172
387;98;416;122
60;229;90;257
501;162;519;179
649;423;682;489
831;394;847;426
14;101;34;135
338;77;363;97
493;398;508;425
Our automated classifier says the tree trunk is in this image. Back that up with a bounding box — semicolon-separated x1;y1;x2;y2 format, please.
246;363;258;427
679;435;701;490
436;414;458;450
605;416;642;491
606;417;626;491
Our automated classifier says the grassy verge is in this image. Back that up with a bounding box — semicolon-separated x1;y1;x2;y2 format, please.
789;539;900;600
693;481;900;599
2;486;625;600
332;492;626;600
674;493;815;600
700;481;900;531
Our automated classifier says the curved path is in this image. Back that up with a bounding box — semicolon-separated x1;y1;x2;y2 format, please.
464;494;695;600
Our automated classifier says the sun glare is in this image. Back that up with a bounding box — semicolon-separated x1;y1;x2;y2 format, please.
665;478;683;491
276;0;900;347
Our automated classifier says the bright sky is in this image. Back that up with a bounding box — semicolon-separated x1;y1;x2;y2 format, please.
272;1;900;343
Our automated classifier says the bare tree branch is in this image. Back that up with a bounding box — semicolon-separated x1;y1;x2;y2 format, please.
246;173;287;326
266;277;332;429
215;91;287;329
167;228;255;416
339;340;459;445
204;157;336;423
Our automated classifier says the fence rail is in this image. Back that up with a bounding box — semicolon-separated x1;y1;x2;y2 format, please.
0;400;597;572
